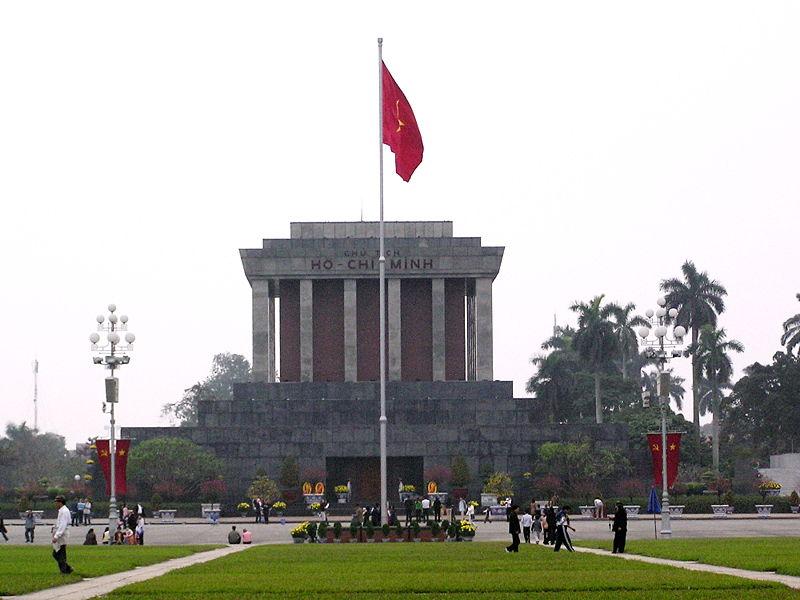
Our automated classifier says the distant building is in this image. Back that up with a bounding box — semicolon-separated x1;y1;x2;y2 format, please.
759;453;800;495
123;221;627;500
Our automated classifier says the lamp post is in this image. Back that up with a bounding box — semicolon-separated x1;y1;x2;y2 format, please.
636;296;686;539
89;304;135;534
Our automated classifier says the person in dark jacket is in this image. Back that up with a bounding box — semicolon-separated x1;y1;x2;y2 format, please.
432;497;442;522
611;502;628;554
544;506;556;545
505;504;521;553
83;528;98;545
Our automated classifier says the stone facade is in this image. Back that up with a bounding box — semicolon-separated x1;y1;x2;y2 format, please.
124;381;628;499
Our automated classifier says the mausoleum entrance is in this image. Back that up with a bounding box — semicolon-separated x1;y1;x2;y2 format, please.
326;456;422;504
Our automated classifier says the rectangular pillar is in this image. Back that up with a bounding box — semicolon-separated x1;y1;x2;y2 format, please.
300;279;313;382
252;279;273;383
268;294;275;382
432;278;446;381
388;278;402;381
344;279;358;382
475;277;494;380
466;279;476;381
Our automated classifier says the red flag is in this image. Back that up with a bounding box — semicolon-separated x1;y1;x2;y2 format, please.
115;439;131;497
382;61;423;181
647;432;681;488
95;439;132;497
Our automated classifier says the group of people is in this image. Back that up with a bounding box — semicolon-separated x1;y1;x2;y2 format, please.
402;496;444;523
506;502;575;553
227;525;253;544
351;503;382;527
251;498;272;524
70;498;93;526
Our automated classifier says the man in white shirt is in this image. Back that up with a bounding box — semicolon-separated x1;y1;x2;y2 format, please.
421;497;431;521
52;495;73;574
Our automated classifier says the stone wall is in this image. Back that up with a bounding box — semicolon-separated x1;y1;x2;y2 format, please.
123;381;628;497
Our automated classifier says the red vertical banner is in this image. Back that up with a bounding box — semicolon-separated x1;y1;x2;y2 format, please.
95;439;112;495
115;439;131;497
647;432;681;488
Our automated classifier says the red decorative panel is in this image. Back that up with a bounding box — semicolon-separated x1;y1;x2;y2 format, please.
279;280;300;382
445;278;466;380
313;280;344;382
357;279;380;381
401;279;432;381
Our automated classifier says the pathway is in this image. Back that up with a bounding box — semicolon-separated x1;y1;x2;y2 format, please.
2;544;252;600
575;546;800;590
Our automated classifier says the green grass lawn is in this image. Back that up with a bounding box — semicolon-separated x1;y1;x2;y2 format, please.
0;545;217;596
106;542;800;599
577;538;800;577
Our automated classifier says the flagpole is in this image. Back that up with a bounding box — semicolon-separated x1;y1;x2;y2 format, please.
378;37;388;526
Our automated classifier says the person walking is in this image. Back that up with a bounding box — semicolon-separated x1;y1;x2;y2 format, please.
553;506;575;552
611;502;628;554
466;502;475;522
24;510;35;543
505;504;521;553
520;510;532;543
531;509;542;544
83;499;92;525
51;495;73;574
432;497;442;521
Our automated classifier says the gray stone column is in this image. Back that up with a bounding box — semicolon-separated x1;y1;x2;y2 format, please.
466;280;476;381
344;279;357;382
388;278;402;380
475;278;493;380
300;279;313;382
267;294;275;382
431;278;445;381
252;279;273;383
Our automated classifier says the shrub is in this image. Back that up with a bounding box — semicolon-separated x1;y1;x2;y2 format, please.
441;519;450;532
450;455;471;487
333;521;342;538
279;457;300;489
790;491;799;506
349;524;358;538
307;522;318;540
200;479;227;502
483;472;514;497
411;521;421;536
381;523;390;536
317;522;328;539
153;481;186;501
430;521;441;536
685;482;706;496
247;476;280;504
536;474;562;497
365;522;374;538
447;521;458;538
394;523;404;538
616;479;645;503
150;493;163;511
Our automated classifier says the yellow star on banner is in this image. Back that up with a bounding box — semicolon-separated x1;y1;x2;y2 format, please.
652;444;660;452
117;449;126;456
669;443;677;451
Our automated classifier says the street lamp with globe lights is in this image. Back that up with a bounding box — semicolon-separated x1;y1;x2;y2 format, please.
89;304;135;534
637;296;686;539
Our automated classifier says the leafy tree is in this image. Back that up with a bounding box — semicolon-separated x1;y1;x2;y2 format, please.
0;423;81;490
161;353;251;426
482;472;513;497
279;456;299;489
533;441;631;497
246;476;280;503
781;294;800;356
527;326;583;423
694;325;743;473
661;261;727;440
611;303;649;381
570;295;620;424
450;455;471;487
725;351;800;459
126;437;223;499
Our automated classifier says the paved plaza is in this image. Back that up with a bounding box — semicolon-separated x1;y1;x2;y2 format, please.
4;515;800;547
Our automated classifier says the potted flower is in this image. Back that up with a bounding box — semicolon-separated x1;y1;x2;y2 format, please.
334;484;350;504
446;521;459;541
290;521;310;543
382;523;391;541
399;484;417;503
365;522;375;542
790;491;800;514
349;523;359;542
459;519;476;541
394;522;404;542
309;502;322;514
759;480;782;498
272;500;287;525
430;520;441;541
317;521;328;542
333;521;342;542
237;502;250;518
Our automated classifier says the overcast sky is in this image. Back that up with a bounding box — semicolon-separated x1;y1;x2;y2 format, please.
1;2;798;447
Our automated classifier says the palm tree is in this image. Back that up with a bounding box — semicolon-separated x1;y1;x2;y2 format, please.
611;303;649;381
695;325;744;473
660;261;727;441
781;294;800;356
528;326;580;424
570;295;620;424
641;369;686;410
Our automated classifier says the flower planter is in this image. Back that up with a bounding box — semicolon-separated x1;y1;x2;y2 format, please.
755;504;774;518
336;493;349;504
762;489;781;497
623;505;640;516
462;535;474;542
711;504;729;518
791;506;800;514
579;506;594;517
292;536;306;544
669;505;685;517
